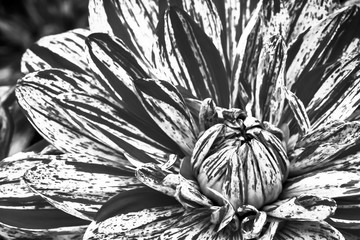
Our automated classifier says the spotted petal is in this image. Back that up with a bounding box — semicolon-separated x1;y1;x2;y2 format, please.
21;28;92;75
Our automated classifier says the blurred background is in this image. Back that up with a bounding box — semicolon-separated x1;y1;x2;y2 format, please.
0;0;88;160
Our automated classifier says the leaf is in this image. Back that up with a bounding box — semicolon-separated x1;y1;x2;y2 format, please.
21;28;93;75
264;195;336;221
134;78;198;155
274;221;345;240
24;154;143;221
88;0;159;64
159;7;229;107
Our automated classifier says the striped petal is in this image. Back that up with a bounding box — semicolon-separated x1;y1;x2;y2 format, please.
0;152;89;239
249;36;287;124
160;208;243;239
159;7;229;107
282;87;311;137
282;170;360;199
0;222;87;240
339;229;360;240
264;195;337;221
134;78;198;155
57;92;173;165
181;0;224;66
274;221;344;240
289;121;360;176
84;206;184;239
230;2;261;109
286;6;360;89
16;69;124;162
21;28;92;75
212;0;259;67
84;187;181;239
136;163;213;208
306;54;360;128
284;0;340;44
23;154;143;221
86;33;183;154
88;0;158;64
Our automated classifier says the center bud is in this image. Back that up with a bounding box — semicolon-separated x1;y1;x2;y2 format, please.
190;99;289;210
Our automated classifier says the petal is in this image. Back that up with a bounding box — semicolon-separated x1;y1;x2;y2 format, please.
160;208;242;239
16;69;123;162
181;0;224;64
328;196;360;230
84;205;184;239
159;7;229;107
284;0;340;44
57;92;173;164
289;121;360;176
0;213;88;240
264;195;336;221
250;36;287;124
286;6;360;89
230;2;261;109
0;152;89;239
213;0;259;66
134;78;198;155
274;221;344;240
24;154;143;221
283;87;311;137
86;33;183;154
282;170;360;199
306;54;360;128
136;163;213;208
339;229;360;239
88;0;158;64
21;28;92;75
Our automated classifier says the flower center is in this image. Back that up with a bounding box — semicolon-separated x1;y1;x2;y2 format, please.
190;99;289;211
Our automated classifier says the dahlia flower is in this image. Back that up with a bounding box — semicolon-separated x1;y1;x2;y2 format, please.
1;0;360;239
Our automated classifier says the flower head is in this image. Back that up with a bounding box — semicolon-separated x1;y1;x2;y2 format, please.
1;0;360;239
